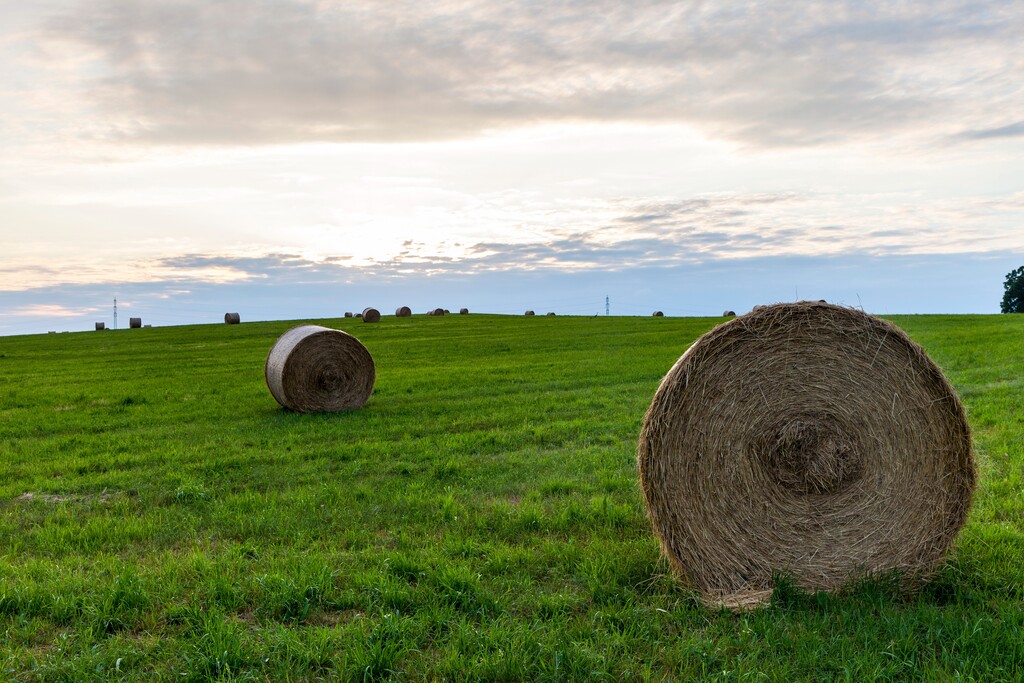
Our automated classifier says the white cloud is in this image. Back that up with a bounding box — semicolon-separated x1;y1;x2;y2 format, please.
19;0;1024;148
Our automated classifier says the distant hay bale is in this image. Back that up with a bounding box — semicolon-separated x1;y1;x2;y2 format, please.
426;310;434;316
637;301;975;609
444;309;450;314
361;308;380;323
129;317;142;329
355;313;362;319
224;312;241;325
546;312;556;316
525;310;535;316
395;306;412;317
95;322;105;331
432;308;445;316
652;311;664;317
344;312;353;318
459;308;469;315
723;310;736;317
143;324;152;328
265;324;375;412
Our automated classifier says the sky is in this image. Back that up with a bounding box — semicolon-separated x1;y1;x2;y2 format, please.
2;0;1023;335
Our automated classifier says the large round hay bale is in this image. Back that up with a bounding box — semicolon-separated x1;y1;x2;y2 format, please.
723;310;736;317
652;311;664;317
395;306;412;317
432;308;445;316
524;310;535;316
95;322;105;331
637;301;974;609
361;307;380;323
129;317;142;329
265;325;375;412
459;308;469;315
224;312;241;325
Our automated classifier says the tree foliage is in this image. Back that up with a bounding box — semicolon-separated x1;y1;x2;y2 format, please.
1001;266;1024;313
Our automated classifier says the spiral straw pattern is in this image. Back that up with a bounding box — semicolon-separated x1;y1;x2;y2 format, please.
637;302;975;608
265;325;375;412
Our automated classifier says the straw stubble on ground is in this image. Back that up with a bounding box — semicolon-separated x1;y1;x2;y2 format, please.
0;313;1022;680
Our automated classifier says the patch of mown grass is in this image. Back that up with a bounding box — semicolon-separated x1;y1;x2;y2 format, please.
1;313;1022;680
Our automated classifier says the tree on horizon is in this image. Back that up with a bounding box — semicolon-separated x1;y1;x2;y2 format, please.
1001;266;1024;313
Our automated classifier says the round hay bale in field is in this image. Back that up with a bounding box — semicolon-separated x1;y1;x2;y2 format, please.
432;308;445;316
723;310;736;317
459;308;469;315
444;309;450;314
653;311;664;317
546;312;556;316
224;312;241;325
524;310;535;316
637;301;974;609
95;322;105;331
395;306;412;317
265;325;375;412
344;312;353;318
129;317;142;329
361;308;380;323
355;313;362;319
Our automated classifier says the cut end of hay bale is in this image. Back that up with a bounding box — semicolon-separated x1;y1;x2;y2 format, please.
224;312;241;325
395;306;412;317
652;311;664;317
432;308;445;316
95;322;105;330
459;308;469;315
722;310;736;317
129;317;142;329
265;324;375;412
361;307;381;323
637;301;975;609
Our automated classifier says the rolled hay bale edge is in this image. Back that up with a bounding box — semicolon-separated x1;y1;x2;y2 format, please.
637;301;975;609
459;308;469;315
361;308;380;323
95;322;105;331
395;306;412;317
265;324;375;412
524;310;535;316
129;317;142;329
652;311;664;317
432;308;445;316
224;312;241;325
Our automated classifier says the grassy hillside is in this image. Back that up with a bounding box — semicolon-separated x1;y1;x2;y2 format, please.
1;313;1022;681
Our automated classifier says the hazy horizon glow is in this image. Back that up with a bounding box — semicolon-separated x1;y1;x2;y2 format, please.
2;1;1024;334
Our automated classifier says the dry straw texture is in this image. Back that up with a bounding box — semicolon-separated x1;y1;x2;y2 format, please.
224;312;241;325
637;301;975;609
362;308;381;323
395;306;412;317
129;317;142;329
264;325;375;413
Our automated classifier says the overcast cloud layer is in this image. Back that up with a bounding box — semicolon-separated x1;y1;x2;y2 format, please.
17;0;1023;147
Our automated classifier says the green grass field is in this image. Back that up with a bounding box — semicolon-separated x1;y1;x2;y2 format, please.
1;313;1022;681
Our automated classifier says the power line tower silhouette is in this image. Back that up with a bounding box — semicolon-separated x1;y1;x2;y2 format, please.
605;296;610;316
113;298;118;330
